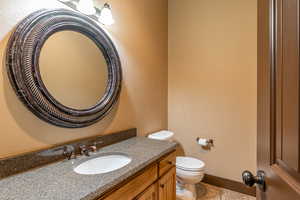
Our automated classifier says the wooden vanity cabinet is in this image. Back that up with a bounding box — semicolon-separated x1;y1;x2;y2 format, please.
101;165;158;200
100;151;176;200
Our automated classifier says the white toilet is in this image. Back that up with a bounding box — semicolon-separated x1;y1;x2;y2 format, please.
148;131;205;200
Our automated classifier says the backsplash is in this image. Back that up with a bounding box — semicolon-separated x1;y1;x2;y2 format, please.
0;128;136;179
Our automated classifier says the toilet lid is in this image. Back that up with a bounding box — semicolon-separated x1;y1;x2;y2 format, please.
176;157;205;171
148;130;174;140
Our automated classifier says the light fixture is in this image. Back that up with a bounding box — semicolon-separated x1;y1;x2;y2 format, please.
98;3;115;25
57;0;115;25
77;0;96;15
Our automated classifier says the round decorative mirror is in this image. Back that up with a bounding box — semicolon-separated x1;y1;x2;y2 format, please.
6;9;122;128
39;30;109;110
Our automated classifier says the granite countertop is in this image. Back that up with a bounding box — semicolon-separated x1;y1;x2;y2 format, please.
0;137;177;200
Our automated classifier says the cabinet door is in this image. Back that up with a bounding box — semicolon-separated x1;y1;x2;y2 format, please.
136;183;158;200
158;167;176;200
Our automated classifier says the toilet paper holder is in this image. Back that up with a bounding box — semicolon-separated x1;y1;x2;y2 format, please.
196;137;214;150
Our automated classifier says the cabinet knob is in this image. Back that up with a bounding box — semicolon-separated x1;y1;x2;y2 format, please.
160;184;165;188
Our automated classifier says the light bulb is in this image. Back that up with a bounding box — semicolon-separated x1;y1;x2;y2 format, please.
99;3;115;25
77;0;96;15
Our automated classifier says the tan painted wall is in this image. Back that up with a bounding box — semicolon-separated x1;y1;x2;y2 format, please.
0;0;168;158
168;0;257;182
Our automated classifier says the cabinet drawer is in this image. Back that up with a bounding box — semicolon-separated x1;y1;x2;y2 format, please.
158;151;176;177
102;164;158;200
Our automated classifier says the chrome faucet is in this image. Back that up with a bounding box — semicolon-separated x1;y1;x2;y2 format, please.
79;144;97;157
63;141;104;159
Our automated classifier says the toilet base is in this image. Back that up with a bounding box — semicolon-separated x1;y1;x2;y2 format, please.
176;182;197;200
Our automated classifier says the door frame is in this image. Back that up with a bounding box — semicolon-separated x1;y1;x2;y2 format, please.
257;0;275;175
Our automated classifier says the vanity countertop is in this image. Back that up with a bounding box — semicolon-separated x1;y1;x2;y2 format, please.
0;137;177;200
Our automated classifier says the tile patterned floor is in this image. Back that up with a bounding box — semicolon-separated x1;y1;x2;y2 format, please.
196;183;256;200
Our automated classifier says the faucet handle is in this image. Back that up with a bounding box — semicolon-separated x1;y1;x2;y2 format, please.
63;146;76;160
90;145;97;152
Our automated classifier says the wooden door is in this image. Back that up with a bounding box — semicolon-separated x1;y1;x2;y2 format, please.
250;0;300;199
135;183;158;200
158;167;176;200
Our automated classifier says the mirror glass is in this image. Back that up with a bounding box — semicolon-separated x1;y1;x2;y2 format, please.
39;31;108;109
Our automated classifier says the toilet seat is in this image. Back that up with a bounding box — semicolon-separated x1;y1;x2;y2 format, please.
176;156;205;171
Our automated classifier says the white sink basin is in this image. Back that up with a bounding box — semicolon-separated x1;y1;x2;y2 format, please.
74;153;131;175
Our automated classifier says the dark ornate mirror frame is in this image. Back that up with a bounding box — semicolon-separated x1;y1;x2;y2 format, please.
6;9;122;128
